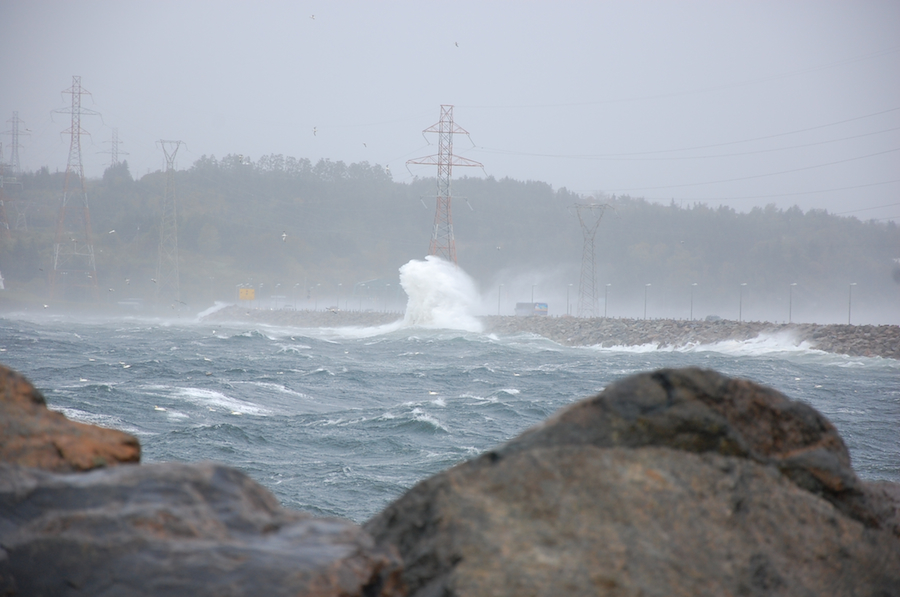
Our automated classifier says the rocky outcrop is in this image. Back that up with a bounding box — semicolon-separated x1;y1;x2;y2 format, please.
0;364;403;597
0;462;403;597
0;363;140;471
4;362;899;596
481;316;900;360
201;306;900;359
366;368;900;596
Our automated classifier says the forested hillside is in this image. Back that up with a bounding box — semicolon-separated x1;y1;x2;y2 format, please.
1;155;898;324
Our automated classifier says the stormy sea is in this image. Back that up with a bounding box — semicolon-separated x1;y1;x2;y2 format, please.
1;258;897;523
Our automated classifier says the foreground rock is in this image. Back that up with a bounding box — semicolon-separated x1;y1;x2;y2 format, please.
366;368;900;596
0;363;140;471
0;364;403;597
0;462;403;596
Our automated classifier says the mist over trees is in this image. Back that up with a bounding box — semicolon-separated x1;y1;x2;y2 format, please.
1;154;897;324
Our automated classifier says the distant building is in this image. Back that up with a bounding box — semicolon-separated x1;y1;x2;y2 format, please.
515;302;548;316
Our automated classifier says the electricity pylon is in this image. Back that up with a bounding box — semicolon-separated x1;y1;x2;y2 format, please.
407;105;483;264
156;140;182;305
100;127;128;169
0;146;9;241
3;112;27;175
50;76;101;301
573;202;609;317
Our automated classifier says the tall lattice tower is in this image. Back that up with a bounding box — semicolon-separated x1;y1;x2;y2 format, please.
101;127;128;169
407;105;483;264
50;76;101;301
156;140;182;305
0;143;9;240
4;112;27;175
574;202;608;317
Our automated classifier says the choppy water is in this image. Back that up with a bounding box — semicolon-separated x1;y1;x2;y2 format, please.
1;310;897;523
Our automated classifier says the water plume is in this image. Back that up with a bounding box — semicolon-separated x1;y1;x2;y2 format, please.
399;256;483;332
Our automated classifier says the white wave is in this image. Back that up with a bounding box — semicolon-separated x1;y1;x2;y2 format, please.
51;407;148;437
234;381;313;399
400;256;483;332
685;332;825;356
586;331;827;357
410;407;449;432
175;387;270;416
195;301;231;320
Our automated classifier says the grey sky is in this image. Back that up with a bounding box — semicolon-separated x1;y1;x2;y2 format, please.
2;1;898;221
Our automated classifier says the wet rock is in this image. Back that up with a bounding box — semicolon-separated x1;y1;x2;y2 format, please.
0;461;404;597
0;363;140;471
366;368;900;597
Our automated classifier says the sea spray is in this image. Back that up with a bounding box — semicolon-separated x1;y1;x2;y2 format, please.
400;256;483;332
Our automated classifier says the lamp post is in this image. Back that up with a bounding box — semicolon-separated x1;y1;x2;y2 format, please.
739;283;747;322
848;282;857;325
567;284;573;316
690;283;697;321
337;283;342;311
605;284;611;318
789;283;797;323
498;284;503;316
531;284;536;303
644;284;651;320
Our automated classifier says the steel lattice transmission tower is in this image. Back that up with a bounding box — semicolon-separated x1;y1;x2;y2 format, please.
0;144;9;241
4;112;27;175
407;105;483;264
51;76;101;301
574;202;609;317
101;127;128;169
156;140;182;305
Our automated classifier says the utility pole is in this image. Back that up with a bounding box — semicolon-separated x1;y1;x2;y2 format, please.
50;76;101;301
156;140;182;306
573;202;609;317
407;105;483;264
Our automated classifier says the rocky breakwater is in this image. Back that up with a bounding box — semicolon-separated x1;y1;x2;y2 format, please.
482;315;900;359
3;363;899;596
0;363;403;597
203;304;403;328
367;367;900;596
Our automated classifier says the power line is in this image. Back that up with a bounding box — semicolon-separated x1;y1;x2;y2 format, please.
606;147;900;193
477;126;900;162
472;107;900;160
461;46;900;110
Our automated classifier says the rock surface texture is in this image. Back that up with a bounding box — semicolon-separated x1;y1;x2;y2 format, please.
0;362;140;471
366;368;900;597
0;462;403;597
0;363;402;597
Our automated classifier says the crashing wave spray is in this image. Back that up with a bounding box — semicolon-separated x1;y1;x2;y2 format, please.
399;256;483;332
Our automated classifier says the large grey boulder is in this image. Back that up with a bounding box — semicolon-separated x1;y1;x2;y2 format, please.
366;367;900;596
0;461;403;597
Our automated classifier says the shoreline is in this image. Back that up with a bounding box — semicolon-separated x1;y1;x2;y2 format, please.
202;305;900;360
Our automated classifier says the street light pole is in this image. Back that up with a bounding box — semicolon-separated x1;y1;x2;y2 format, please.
531;284;536;303
605;284;611;318
739;283;747;322
690;283;697;321
567;284;572;316
644;284;651;320
848;282;857;324
789;283;797;323
498;284;503;316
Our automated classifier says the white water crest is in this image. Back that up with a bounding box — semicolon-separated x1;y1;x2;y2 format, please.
399;256;483;333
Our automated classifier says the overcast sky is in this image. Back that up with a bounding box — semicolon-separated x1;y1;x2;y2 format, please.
2;1;898;221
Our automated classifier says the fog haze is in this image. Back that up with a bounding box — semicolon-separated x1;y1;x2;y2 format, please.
2;1;899;220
